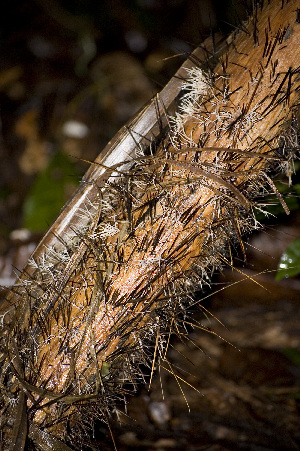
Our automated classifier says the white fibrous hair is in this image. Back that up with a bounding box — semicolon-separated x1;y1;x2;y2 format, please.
0;1;299;449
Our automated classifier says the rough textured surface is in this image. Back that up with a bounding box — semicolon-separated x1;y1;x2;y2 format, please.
0;1;299;449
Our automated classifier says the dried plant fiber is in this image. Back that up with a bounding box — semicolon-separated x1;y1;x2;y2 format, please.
0;0;299;449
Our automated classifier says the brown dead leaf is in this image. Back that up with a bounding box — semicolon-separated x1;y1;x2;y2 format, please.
0;66;23;91
15;109;49;174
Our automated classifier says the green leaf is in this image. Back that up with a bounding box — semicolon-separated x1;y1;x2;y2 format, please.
293;183;300;195
276;237;300;280
281;348;300;367
23;151;79;232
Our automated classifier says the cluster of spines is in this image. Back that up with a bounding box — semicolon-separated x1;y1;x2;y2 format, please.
0;1;299;449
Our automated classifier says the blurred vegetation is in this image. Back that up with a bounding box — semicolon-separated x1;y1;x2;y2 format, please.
253;167;300;280
276;237;300;281
23;150;79;231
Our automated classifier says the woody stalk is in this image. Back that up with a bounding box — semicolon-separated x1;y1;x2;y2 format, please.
0;0;300;449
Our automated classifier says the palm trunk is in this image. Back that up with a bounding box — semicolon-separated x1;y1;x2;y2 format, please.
1;0;299;449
